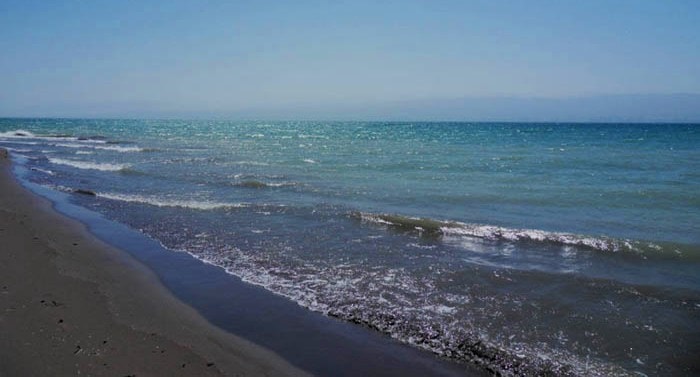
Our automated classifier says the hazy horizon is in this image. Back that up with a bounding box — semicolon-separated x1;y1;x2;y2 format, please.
2;1;699;121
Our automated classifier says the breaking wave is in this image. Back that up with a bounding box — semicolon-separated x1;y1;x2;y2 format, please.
0;129;38;138
235;180;297;189
141;226;631;376
48;158;130;172
353;212;666;255
30;167;55;176
51;142;147;153
3;146;33;153
96;192;249;210
0;129;107;143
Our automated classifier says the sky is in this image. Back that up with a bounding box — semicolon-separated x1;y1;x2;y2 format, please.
1;0;699;121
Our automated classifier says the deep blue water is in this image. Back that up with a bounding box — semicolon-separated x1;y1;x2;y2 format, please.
2;119;699;375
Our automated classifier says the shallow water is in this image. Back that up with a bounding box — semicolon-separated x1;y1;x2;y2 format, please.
2;119;699;375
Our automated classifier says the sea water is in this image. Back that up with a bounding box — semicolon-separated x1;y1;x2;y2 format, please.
1;119;698;375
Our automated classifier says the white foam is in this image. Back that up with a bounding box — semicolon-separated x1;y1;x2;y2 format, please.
357;212;396;225
439;223;630;252
298;134;328;139
356;211;649;253
48;158;130;172
4;147;32;153
233;160;270;166
30;167;55;176
97;192;248;210
0;129;109;144
43;184;73;193
94;144;143;152
53;142;144;153
407;242;437;250
0;129;37;138
0;140;39;145
303;158;317;164
267;182;297;187
131;221;632;377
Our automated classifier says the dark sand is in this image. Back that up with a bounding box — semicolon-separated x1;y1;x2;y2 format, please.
0;148;308;376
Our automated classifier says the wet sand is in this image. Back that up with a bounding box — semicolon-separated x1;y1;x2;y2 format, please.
0;148;308;376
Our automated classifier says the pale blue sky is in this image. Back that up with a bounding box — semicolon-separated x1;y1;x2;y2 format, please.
1;1;699;120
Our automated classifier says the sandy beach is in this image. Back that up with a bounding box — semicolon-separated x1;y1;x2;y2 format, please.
0;148;308;376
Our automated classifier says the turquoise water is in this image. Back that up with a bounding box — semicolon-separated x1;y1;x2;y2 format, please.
2;119;699;375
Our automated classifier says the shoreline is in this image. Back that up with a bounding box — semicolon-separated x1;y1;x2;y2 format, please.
1;148;480;376
0;148;309;376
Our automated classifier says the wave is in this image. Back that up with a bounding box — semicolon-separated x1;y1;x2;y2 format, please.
233;173;286;180
30;167;55;176
163;156;220;165
0;129;37;138
52;142;146;153
36;179;670;376
3;147;33;153
0;129;107;143
48;158;130;172
235;180;297;189
233;160;270;166
156;228;629;376
0;140;40;145
96;192;249;210
352;212;667;255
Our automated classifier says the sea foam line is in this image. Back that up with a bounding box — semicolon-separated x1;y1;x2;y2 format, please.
234;180;298;189
48;158;130;172
43;182;256;211
97;192;248;210
52;142;145;153
30;167;55;176
0;129;38;138
0;129;106;143
354;212;653;254
158;233;627;377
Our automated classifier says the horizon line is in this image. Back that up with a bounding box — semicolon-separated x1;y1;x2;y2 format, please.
1;116;699;125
